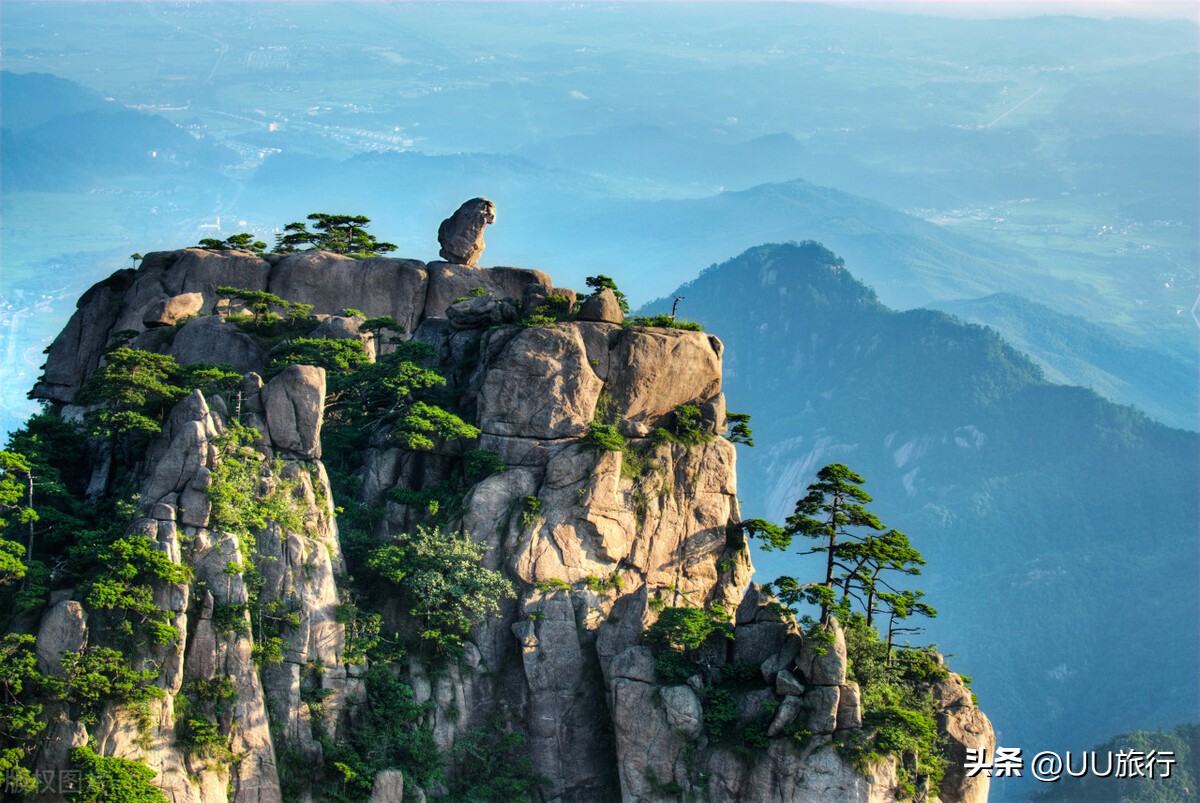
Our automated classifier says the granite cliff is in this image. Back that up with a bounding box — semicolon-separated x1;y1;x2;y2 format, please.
14;241;992;802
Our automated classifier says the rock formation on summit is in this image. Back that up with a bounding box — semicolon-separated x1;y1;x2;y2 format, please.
437;197;495;266
14;243;992;803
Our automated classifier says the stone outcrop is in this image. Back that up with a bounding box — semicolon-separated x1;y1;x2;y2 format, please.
437;197;495;266
35;600;87;676
30;248;552;407
935;672;995;803
25;246;994;803
577;287;625;324
143;291;204;328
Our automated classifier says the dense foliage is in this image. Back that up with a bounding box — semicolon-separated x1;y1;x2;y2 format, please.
198;232;267;255
367;526;513;654
759;464;934;645
273;213;397;258
75;347;238;448
68;745;168;803
645;606;733;684
838;617;948;799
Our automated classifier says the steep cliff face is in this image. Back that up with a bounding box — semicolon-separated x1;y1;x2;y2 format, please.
22;247;992;802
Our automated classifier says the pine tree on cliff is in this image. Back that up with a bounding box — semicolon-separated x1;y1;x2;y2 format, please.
757;463;933;629
273;212;397;258
775;464;883;622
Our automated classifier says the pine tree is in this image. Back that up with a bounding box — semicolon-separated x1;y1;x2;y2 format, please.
273;213;397;258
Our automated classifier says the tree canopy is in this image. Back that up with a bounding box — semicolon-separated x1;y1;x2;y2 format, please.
198;232;267;255
367;526;513;654
274;213;397;258
752;463;935;640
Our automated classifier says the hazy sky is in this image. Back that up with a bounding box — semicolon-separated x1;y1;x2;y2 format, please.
843;0;1198;19
9;0;1198;17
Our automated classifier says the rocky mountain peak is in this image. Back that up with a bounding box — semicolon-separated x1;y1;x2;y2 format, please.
16;244;991;802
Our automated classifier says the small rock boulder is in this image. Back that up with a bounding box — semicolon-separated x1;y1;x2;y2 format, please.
609;646;657;684
370;769;405;803
143;292;204;328
796;617;848;686
802;685;841;734
732;621;786;667
837;681;863;730
661;685;704;739
577;288;624;324
262;364;326;458
768;694;805;737
170;315;264;374
438;198;495;266
446;293;519;329
776;670;806;697
36;600;88;676
939;705;995;803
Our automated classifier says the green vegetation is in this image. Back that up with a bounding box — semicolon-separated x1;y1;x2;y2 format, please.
522;291;576;328
644;606;732;684
448;716;544;801
274;213;397;258
1;637;163;796
175;679;237;764
0;450;35;586
0;406;187;785
359;315;404;345
207;421;305;540
75;347;238;451
367;526;513;654
0;634;52;794
584;571;623;594
198;232;268;255
268;337;370;377
79;520;192;646
725;411;754;447
216;285;314;331
759;463;932;635
534;578;571;593
735;462;945;798
452;287;489;304
628;314;703;331
581;421;626;453
68;745;167;803
651;403;713;447
519;495;542;530
302;315;540;798
837;620;948;800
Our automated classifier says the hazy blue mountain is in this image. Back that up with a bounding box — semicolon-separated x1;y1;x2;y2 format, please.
642;242;1198;796
0;73;238;439
930;293;1196;431
515;123;1069;210
244;152;1037;307
2;108;231;192
0;70;108;130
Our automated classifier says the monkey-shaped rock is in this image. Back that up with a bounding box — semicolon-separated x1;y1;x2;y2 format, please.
437;197;496;266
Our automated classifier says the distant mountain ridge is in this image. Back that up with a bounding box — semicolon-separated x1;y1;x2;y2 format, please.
929;292;1196;431
642;241;1198;793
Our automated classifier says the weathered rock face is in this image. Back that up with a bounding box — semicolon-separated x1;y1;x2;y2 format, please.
30;248;551;407
26;247;994;803
35;600;87;677
936;673;995;803
437;198;495;266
